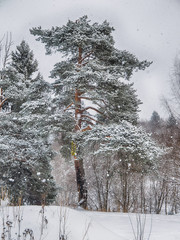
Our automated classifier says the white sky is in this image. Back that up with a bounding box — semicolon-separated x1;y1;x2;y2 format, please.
0;0;180;119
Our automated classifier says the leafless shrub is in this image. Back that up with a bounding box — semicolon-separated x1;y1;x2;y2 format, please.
129;213;152;240
58;206;69;240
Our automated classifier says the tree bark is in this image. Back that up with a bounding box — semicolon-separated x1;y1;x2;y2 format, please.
74;158;87;208
73;47;88;209
0;87;2;111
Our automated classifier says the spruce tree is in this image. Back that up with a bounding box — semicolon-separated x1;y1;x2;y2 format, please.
150;111;161;127
11;40;38;80
30;16;152;208
167;114;177;128
0;42;56;204
0;113;56;204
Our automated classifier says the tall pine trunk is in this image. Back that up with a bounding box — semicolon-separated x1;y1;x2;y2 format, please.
0;88;2;111
73;47;88;209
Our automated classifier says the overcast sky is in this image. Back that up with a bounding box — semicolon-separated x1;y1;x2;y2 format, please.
0;0;180;119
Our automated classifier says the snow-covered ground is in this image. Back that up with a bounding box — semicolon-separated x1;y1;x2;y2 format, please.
0;205;180;240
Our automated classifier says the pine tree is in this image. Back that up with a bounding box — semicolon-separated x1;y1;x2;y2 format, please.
75;121;162;211
11;40;38;80
30;16;152;208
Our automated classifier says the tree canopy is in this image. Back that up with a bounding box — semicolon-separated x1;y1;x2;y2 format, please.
30;16;156;208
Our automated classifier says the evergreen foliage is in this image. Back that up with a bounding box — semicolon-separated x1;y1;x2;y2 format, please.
77;122;160;170
11;40;38;79
0;42;56;205
30;14;152;142
167;114;177;128
150;111;161;127
30;16;159;209
0;113;56;204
